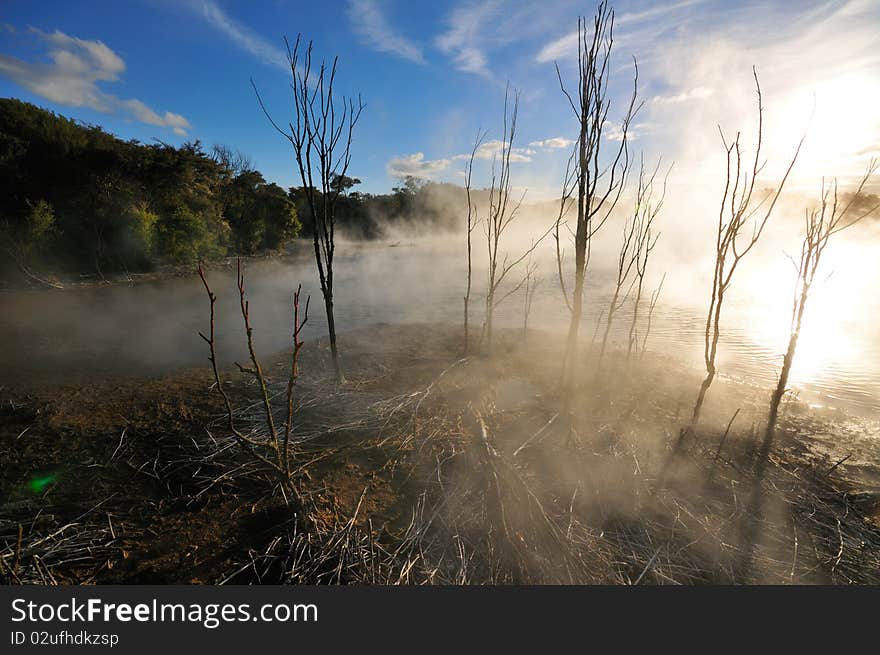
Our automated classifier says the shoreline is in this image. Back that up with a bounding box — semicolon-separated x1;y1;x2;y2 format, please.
0;237;422;294
0;250;300;294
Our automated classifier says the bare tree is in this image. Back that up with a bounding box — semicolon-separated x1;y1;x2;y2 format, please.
482;86;550;349
253;36;364;384
556;2;640;387
626;159;668;360
464;130;486;353
763;161;878;451
554;149;579;313
589;306;606;351
521;251;541;339
689;69;806;427
211;144;253;175
596;155;665;364
197;260;309;490
597;205;640;362
640;272;665;358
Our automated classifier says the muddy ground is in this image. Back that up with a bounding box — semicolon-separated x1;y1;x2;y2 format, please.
2;323;880;584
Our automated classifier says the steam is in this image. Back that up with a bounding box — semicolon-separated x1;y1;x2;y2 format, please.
4;201;878;416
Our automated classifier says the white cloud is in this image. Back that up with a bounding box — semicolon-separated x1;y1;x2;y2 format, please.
615;0;705;27
535;0;704;63
347;0;425;64
121;99;191;135
387;152;451;178
529;137;574;149
193;0;288;71
43;30;126;81
0;28;191;135
435;1;501;77
644;0;880;186
450;46;488;76
535;31;577;65
452;139;533;162
651;86;714;105
603;120;640;142
0;28;124;112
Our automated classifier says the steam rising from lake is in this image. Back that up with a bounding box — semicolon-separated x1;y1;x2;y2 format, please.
3;213;879;416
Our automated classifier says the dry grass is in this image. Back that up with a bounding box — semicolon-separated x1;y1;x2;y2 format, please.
3;323;880;585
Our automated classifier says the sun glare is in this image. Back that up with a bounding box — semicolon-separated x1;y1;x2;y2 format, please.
778;72;880;182
749;241;869;388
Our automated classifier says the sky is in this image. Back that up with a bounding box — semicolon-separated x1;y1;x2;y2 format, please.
1;0;878;197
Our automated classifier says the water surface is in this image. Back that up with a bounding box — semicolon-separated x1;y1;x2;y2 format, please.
3;238;878;416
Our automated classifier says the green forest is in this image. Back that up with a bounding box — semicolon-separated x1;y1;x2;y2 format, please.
0;99;464;285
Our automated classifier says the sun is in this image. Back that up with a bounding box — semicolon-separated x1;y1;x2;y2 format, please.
775;71;880;183
747;237;872;393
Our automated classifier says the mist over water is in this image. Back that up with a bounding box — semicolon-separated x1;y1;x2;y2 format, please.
3;233;879;417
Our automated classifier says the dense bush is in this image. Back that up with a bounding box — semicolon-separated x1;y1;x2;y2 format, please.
0;99;300;281
0;99;482;284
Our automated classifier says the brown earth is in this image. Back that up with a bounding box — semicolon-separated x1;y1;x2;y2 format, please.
2;323;880;585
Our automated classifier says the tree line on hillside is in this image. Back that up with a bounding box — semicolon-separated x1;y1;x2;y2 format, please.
0;99;467;286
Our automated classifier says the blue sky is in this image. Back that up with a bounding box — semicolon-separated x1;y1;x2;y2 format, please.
1;1;878;196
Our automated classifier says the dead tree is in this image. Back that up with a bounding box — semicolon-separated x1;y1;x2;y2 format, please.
556;2;640;387
763;161;878;452
589;307;606;351
689;68;806;427
284;283;310;469
640;272;665;358
254;36;363;384
626;159;668;360
197;259;309;491
483;86;551;349
211;144;253;175
554;149;579;313
521;251;541;339
464;130;486;353
597;208;639;363
597;155;665;364
599;157;669;363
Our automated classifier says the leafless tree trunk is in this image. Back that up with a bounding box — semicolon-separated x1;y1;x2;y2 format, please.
626;159;668;360
485;86;522;349
689;68;806;428
589;307;606;351
763;161;878;452
211;144;253;175
284;283;310;470
554;149;578;313
597;155;665;364
254;36;363;384
556;3;639;388
482;86;552;350
640;272;665;358
464;130;486;353
197;260;309;490
598;206;639;363
521;252;540;339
